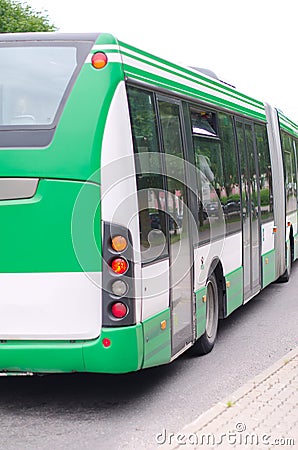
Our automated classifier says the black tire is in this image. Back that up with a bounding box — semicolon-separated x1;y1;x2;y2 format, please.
190;273;219;356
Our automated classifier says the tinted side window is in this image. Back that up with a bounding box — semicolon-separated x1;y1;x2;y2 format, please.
255;123;274;222
127;87;167;263
281;132;297;214
158;101;186;245
218;112;241;233
191;109;224;242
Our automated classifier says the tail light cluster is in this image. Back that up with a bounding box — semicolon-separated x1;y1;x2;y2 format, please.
102;222;135;326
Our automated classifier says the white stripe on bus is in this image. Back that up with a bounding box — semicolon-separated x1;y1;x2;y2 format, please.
122;54;263;115
89;44;265;115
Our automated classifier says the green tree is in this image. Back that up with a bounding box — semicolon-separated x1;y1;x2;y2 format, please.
0;0;56;32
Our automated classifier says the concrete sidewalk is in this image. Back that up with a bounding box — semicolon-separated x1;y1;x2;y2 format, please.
158;347;297;449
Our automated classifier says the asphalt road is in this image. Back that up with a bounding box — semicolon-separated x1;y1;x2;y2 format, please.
1;264;297;450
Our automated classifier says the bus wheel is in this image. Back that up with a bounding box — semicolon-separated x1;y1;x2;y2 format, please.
190;273;219;356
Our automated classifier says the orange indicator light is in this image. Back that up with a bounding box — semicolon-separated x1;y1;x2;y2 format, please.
111;235;127;252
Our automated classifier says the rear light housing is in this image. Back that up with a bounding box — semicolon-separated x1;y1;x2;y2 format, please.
102;222;135;327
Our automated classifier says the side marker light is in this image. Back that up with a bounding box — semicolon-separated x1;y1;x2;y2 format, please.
160;320;167;330
102;338;111;348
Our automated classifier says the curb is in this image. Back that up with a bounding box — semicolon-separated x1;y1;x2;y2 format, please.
158;346;298;448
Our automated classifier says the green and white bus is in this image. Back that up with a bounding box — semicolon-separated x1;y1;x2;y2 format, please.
0;32;297;375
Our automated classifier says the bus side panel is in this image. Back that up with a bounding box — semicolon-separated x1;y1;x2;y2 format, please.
194;232;243;320
225;267;243;316
141;260;170;321
142;309;171;369
221;233;243;315
262;250;276;288
261;221;276;288
291;211;298;261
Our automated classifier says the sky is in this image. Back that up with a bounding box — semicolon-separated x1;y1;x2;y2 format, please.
27;0;298;123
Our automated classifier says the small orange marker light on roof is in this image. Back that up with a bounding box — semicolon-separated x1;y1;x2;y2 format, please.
91;52;108;69
273;226;278;233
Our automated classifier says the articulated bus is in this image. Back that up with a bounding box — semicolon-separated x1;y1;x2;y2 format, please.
0;32;297;375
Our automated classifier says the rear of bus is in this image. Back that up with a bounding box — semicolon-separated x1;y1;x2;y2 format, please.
0;32;144;374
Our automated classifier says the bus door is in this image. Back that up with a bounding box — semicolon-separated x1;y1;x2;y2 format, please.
236;121;261;301
157;96;194;355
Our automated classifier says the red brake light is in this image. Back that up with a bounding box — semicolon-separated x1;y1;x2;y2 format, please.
111;258;128;274
111;302;128;318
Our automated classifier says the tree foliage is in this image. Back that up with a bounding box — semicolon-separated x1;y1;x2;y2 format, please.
0;0;56;33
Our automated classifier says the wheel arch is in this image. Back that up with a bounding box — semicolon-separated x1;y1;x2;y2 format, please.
207;258;226;320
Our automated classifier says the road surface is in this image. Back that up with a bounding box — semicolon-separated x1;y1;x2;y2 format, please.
0;264;297;449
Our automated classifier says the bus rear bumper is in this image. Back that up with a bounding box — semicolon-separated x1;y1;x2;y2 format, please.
83;325;144;373
0;325;144;375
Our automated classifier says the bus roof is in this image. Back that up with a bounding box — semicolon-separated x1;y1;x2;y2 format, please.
0;32;100;42
278;110;298;137
1;32;297;132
